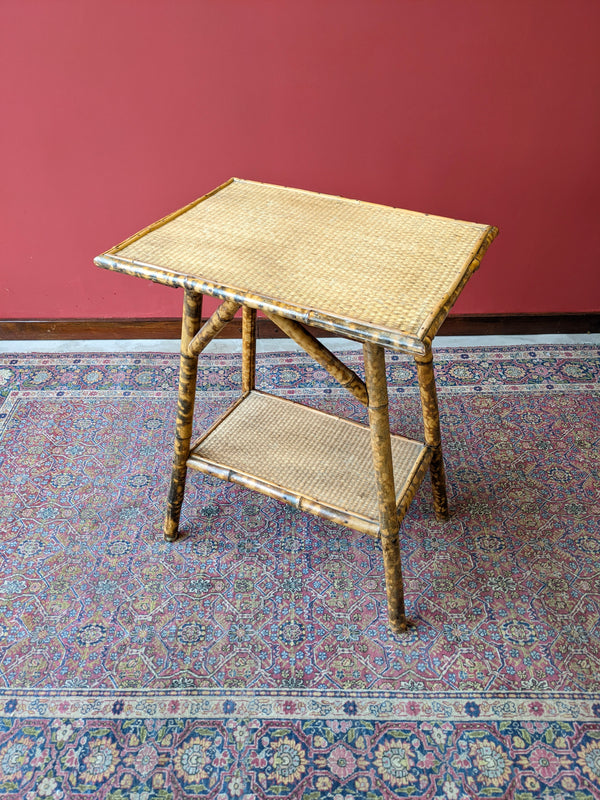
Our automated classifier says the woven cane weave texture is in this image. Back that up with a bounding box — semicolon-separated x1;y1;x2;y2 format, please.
115;179;492;339
191;391;426;522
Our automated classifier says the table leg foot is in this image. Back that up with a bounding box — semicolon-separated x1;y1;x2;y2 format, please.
163;514;180;542
381;534;411;633
389;616;416;634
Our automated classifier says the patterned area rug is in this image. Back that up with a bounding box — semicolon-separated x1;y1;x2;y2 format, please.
0;345;599;799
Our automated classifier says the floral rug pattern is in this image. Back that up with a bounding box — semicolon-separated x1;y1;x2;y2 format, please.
0;345;599;798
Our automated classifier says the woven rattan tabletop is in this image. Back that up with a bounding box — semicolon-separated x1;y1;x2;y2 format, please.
95;178;497;353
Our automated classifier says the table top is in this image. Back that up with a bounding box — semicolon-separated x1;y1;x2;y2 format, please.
95;178;497;354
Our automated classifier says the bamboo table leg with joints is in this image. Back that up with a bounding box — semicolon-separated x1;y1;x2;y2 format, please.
415;341;450;522
363;341;450;632
164;290;242;541
163;290;203;542
363;342;411;633
241;307;257;395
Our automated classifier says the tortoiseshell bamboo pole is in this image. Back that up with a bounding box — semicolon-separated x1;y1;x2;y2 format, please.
265;311;368;406
363;341;411;633
415;342;449;521
187;299;241;357
242;307;257;393
164;289;203;541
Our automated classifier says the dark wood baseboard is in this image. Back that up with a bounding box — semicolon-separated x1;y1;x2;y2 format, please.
1;314;598;341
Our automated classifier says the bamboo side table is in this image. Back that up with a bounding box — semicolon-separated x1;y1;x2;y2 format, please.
95;178;497;633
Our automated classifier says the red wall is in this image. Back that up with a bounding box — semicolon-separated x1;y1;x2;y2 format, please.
2;0;599;320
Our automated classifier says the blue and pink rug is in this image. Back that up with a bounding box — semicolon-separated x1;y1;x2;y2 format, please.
0;345;599;798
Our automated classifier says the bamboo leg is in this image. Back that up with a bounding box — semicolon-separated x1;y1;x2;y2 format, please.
241;307;257;393
164;290;203;541
415;343;449;521
363;341;412;633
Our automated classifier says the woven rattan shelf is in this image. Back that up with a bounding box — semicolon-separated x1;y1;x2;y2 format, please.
188;391;430;537
95;178;498;633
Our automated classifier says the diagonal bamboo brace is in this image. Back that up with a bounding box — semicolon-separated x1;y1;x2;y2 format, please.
264;311;368;406
187;299;241;357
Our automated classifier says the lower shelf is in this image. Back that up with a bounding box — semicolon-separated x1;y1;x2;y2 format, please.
187;391;431;536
